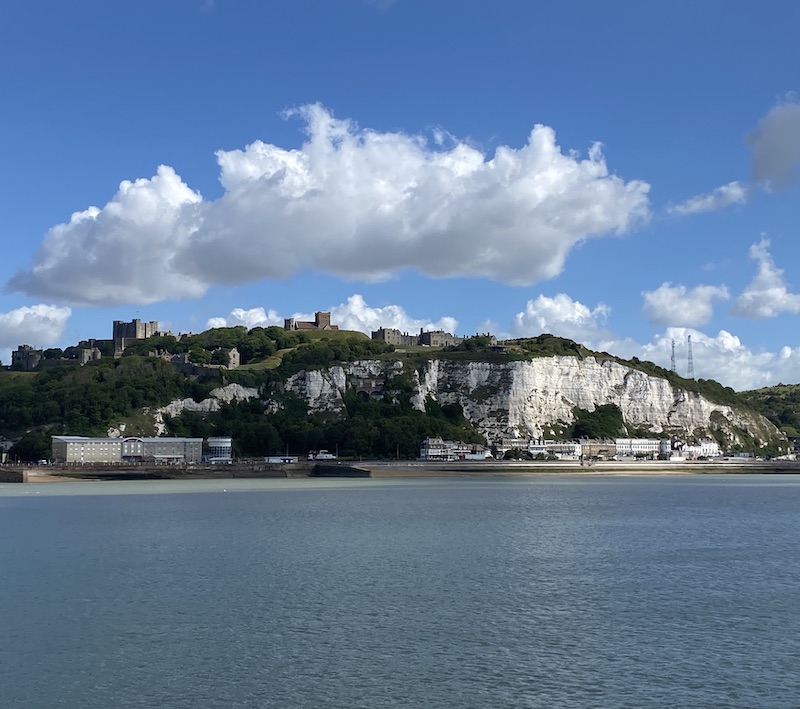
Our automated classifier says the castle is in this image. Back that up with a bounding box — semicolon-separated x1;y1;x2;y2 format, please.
371;327;464;348
284;311;339;331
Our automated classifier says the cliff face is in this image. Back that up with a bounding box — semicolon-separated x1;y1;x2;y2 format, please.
109;383;261;437
281;356;778;445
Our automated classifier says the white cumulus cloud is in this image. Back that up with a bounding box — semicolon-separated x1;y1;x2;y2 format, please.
747;95;800;189
206;307;283;330
511;293;611;344
9;105;651;306
329;294;458;335
207;294;458;337
0;304;72;364
8;166;205;306
732;237;800;318
637;327;798;391
668;181;750;215
642;283;729;327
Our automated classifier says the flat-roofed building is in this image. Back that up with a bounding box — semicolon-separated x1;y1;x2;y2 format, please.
420;437;489;461
545;440;582;460
580;440;617;460
51;436;204;464
206;437;233;463
614;438;662;459
51;436;123;464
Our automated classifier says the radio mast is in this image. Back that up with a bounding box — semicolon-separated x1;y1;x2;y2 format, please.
670;340;676;373
687;335;695;379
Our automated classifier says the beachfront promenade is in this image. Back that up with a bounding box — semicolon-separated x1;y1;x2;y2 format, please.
4;458;800;483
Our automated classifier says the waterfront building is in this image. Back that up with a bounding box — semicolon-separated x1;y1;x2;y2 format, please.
527;439;548;457
614;438;662;459
494;437;529;457
419;437;490;461
51;436;203;464
544;440;582;460
683;438;722;459
206;437;233;463
579;440;617;460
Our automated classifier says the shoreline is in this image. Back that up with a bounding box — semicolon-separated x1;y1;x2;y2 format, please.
362;460;800;477
5;458;800;483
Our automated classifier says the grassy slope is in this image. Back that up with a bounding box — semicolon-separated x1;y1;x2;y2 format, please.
739;383;800;435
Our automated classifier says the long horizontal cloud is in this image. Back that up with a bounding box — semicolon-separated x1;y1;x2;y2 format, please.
9;104;650;306
668;181;749;215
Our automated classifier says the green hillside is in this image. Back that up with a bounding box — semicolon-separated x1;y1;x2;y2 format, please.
739;384;800;436
0;327;781;461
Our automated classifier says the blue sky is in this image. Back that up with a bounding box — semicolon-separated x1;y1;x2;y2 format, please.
2;0;799;390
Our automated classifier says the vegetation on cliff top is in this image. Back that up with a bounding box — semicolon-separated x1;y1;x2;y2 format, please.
739;384;800;436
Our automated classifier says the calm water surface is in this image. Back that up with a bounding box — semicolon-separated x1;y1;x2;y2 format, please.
2;475;800;708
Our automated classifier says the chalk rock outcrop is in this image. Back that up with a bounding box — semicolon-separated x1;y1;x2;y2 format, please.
152;383;260;435
280;356;777;445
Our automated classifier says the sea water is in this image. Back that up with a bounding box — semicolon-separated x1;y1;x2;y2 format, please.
2;475;799;708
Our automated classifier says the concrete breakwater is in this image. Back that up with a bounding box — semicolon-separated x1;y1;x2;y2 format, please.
0;469;26;483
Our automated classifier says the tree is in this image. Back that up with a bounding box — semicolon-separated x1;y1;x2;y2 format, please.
189;347;211;365
571;404;626;439
211;349;229;366
9;430;52;462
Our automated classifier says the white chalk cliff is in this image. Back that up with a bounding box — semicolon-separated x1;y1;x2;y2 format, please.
280;356;777;445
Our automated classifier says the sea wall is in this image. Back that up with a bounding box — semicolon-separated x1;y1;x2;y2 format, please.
0;468;26;483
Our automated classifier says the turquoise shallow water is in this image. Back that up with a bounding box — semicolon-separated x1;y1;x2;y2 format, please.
2;475;800;708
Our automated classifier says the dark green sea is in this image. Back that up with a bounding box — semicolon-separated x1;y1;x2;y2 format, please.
2;475;799;708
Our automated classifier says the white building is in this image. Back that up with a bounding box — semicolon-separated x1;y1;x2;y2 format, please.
614;438;662;459
206;436;233;463
494;437;529;457
684;438;722;459
527;439;548;457
545;440;582;460
420;437;489;461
